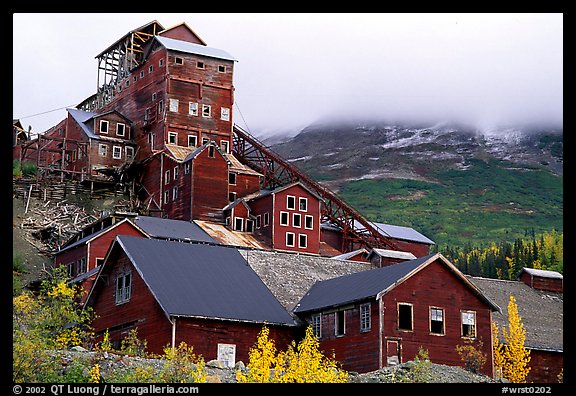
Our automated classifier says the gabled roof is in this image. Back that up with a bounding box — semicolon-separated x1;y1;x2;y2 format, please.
468;276;563;352
132;216;216;244
91;235;295;326
331;248;370;261
67;108;133;142
519;267;563;280
158;22;207;45
247;181;323;202
294;253;499;314
153;35;236;62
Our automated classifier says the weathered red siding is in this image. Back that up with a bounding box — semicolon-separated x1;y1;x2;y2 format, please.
519;272;563;293
191;147;229;221
527;349;563;383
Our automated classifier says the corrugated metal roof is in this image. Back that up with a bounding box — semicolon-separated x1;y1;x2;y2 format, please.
133;216;216;244
195;220;269;250
67;108;97;139
351;220;435;245
520;267;563;280
155;36;237;61
294;254;434;313
117;235;295;326
368;248;416;260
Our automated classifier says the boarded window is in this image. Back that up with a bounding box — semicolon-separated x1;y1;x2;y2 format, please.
398;303;413;331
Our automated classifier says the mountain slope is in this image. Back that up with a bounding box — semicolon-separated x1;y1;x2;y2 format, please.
268;120;563;248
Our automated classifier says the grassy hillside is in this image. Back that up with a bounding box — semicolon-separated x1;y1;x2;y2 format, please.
337;158;563;248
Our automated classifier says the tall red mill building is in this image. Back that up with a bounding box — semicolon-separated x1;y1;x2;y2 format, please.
18;19;566;382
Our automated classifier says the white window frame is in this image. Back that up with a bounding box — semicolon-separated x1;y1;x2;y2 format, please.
430;307;445;335
217;344;236;369
286;195;296;210
279;211;289;226
197;60;205;69
221;140;229;153
116;122;126;137
173;166;179;180
298;233;307;249
360;303;371;332
99;144;107;157
234;217;244;232
221;107;230;121
164;190;169;205
188;135;198;147
263;212;270;227
461;310;477;339
189;102;198;116
112;145;122;159
299;197;308;212
184;162;191;174
168;132;178;145
165;170;170;185
285;232;295;247
172;186;178;201
292;213;302;228
228;172;237;185
175;57;184;65
169;98;179;112
100;120;109;134
202;104;211;118
304;215;314;230
218;65;226;73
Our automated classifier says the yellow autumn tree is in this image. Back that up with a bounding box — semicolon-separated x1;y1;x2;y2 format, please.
236;325;348;383
498;295;531;383
492;322;506;380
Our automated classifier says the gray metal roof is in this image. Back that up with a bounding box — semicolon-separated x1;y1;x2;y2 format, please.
370;221;435;245
67;108;97;139
468;276;563;352
155;36;237;62
133;216;216;244
116;235;295;326
520;267;563;280
294;254;434;313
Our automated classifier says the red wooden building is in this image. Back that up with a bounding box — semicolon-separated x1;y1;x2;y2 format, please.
86;235;297;364
294;253;500;376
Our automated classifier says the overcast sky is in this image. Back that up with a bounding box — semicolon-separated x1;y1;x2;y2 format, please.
13;13;563;136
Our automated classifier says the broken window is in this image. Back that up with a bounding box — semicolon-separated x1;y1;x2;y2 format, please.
398;303;413;331
115;272;132;305
335;310;346;336
99;144;107;157
202;104;211;118
188;135;197;147
293;213;301;228
298;233;307;248
286;232;295;247
286;195;296;210
305;215;314;230
280;211;289;226
189;102;198;116
461;311;477;338
360;303;371;332
100;120;109;134
430;307;445;335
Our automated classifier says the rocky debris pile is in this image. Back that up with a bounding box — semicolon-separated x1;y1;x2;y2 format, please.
57;348;496;383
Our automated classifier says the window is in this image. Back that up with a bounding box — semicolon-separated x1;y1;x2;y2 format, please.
152;93;157;101
246;220;254;233
164;190;169;205
335;310;346;336
263;212;270;227
125;146;134;160
202;137;210;145
229;192;236;202
256;215;261;229
312;314;322;338
165;170;170;184
159;58;164;67
208;145;215;158
286;232;295;247
116;123;126;137
298;233;307;248
398;303;413;331
149;65;154;73
293;213;301;228
360;303;371;331
158;100;164;115
202;104;211;118
221;140;229;153
299;197;308;211
234;217;244;232
305;215;314;230
184;162;191;175
279;211;289;226
197;60;205;69
286;195;296;210
145;108;151;121
217;344;236;369
172;186;178;201
112;146;122;159
99;144;107;157
115;272;132;304
430;307;445;335
221;107;230;121
140;70;145;78
175;57;183;65
461;311;477;338
100;120;109;134
169;99;179;112
189;102;198;116
173;166;179;180
218;65;226;73
77;258;87;275
228;172;237;185
188;135;198;147
168;132;178;145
